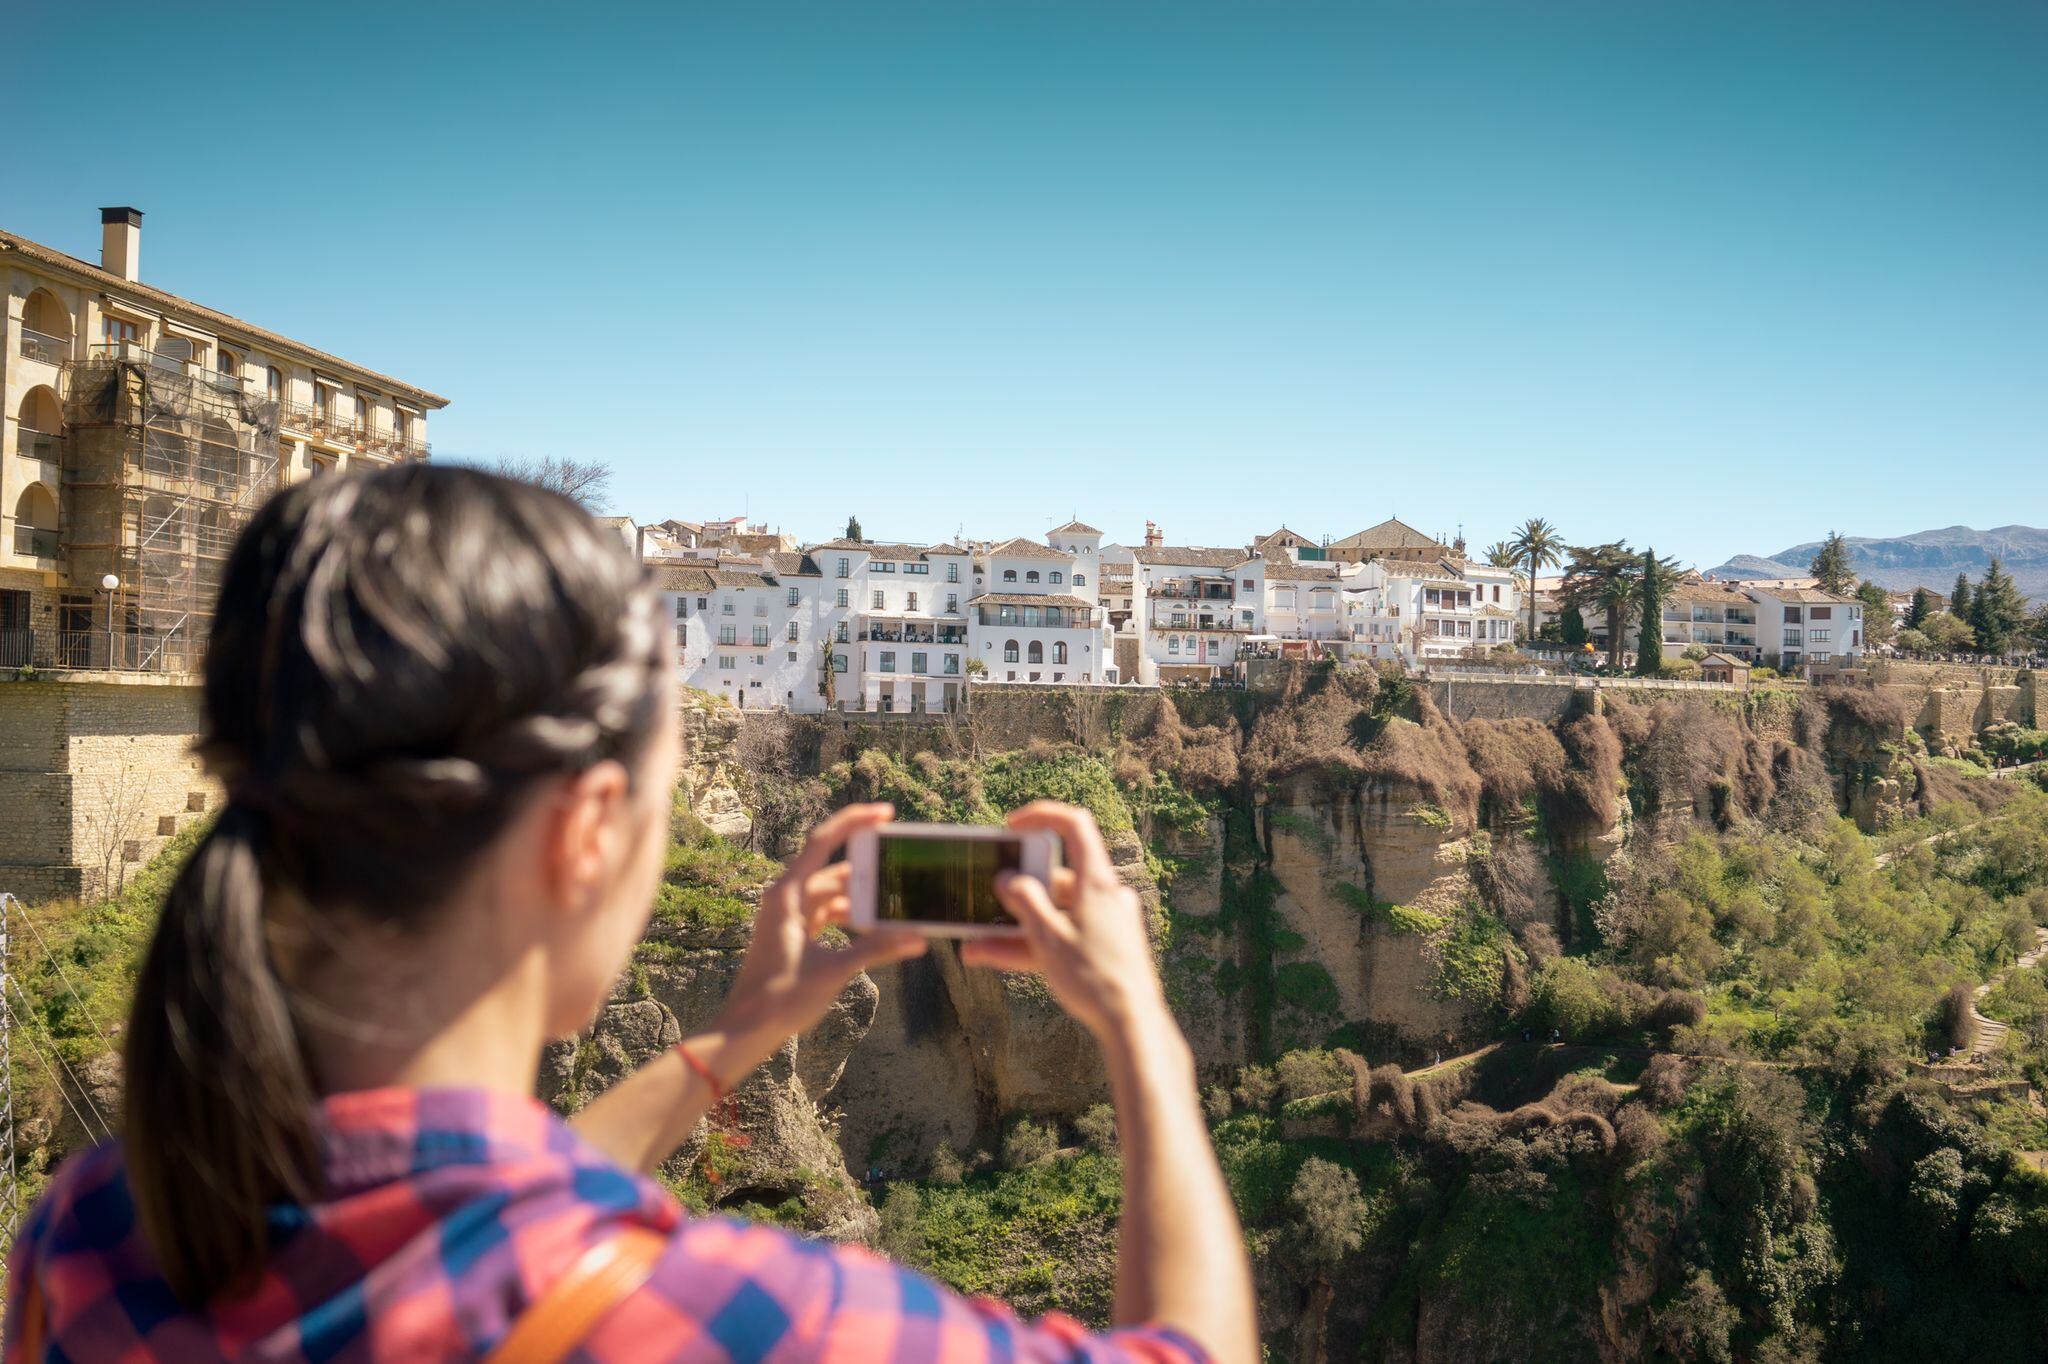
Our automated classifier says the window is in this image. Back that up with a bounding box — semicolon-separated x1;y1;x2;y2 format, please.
1074;574;1085;587
697;597;708;611
946;593;958;613
1811;651;1831;663
836;588;849;608
879;652;897;673
832;654;848;673
674;597;688;618
676;623;687;647
836;558;851;578
354;395;369;426
102;316;139;346
907;592;919;612
1050;571;1063;584
787;622;799;641
1002;570;1017;583
1784;629;1803;646
1809;629;1830;643
1003;640;1020;662
752;625;770;647
266;366;283;396
217;350;239;380
1053;642;1067;664
906;562;929;575
788;651;797;662
722;600;734;615
947;563;959;583
1169;636;1181;654
1026;571;1040;583
836;622;849;643
1811;606;1832;621
394;411;410;445
1783;607;1802;623
787;586;800;606
911;652;928;674
944;654;959;675
872;590;885;610
718;625;736;645
717;656;735;670
873;561;895;574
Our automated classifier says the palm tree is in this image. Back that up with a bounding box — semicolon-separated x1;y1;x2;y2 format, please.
1509;518;1566;645
1561;542;1637;669
1484;540;1519;569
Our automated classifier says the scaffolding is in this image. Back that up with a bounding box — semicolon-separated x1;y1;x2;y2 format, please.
60;346;281;673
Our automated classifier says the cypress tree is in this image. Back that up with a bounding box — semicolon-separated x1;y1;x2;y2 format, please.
1560;605;1589;647
1634;547;1668;675
1907;588;1936;630
1951;572;1972;620
845;516;863;543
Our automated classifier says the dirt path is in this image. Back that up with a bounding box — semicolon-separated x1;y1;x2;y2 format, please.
1970;926;2048;1059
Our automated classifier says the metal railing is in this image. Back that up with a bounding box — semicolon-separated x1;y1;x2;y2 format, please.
15;431;62;463
17;329;68;365
0;627;200;674
10;527;57;561
1150;582;1235;601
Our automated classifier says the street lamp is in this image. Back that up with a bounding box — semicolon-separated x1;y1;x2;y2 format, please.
97;574;120;670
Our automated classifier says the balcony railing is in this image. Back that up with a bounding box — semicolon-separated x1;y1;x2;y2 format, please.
1151;581;1235;601
860;629;965;644
16;430;62;462
12;525;58;560
0;627;202;673
18;328;69;365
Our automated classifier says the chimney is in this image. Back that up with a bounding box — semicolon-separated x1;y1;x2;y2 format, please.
1143;520;1163;549
100;207;142;281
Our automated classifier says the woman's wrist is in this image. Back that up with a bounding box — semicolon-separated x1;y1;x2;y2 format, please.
682;1003;785;1092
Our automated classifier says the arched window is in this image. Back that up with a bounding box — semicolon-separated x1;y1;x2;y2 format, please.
1002;569;1017;583
1003;639;1020;662
1053;642;1068;664
1049;571;1063;584
1026;641;1044;664
217;349;240;381
20;289;72;363
1025;570;1040;583
14;387;63;460
266;366;283;396
12;483;58;559
1074;574;1086;586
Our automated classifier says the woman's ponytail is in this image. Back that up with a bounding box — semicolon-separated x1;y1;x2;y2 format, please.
123;803;319;1304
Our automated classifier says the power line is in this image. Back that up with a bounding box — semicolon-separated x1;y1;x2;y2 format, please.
4;897;115;1054
6;978;115;1146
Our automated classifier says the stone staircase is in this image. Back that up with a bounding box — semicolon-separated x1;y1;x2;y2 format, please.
1971;926;2048;1060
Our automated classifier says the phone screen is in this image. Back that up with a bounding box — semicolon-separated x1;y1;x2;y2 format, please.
875;832;1022;926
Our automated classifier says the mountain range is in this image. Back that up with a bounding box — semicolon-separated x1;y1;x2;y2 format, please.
1707;525;2048;602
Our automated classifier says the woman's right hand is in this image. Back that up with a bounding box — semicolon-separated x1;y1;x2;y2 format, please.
961;801;1169;1043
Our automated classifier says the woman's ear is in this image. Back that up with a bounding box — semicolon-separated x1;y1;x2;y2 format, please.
542;759;632;913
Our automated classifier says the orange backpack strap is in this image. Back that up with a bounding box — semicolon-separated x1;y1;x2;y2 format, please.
486;1227;668;1364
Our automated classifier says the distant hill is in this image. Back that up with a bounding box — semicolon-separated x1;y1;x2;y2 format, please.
1708;525;2048;601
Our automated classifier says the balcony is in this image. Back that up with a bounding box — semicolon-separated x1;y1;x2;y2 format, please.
18;328;69;366
12;525;58;561
16;430;62;463
1151;580;1235;601
1150;608;1249;633
860;628;965;644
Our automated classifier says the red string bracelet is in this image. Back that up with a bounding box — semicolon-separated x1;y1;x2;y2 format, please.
676;1040;751;1181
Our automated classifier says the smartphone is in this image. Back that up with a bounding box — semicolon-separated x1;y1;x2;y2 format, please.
846;823;1059;938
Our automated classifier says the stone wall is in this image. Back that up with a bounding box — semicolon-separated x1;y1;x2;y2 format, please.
0;675;212;903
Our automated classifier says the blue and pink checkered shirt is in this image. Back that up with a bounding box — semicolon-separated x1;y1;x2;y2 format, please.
3;1088;1206;1363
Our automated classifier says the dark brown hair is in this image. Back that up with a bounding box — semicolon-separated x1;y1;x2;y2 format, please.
123;464;664;1304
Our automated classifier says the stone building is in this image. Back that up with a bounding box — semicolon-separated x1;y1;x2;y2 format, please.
3;207;447;673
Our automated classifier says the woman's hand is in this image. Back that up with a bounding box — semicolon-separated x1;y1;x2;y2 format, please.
961;801;1169;1043
712;803;926;1072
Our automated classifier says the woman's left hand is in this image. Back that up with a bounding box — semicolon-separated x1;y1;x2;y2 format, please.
714;803;926;1066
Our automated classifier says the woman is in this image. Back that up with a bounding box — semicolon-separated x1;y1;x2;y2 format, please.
4;467;1254;1363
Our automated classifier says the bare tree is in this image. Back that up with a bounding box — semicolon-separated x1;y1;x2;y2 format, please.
489;456;613;512
77;752;153;900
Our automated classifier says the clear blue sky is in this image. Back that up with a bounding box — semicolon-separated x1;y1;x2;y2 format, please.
9;1;2045;566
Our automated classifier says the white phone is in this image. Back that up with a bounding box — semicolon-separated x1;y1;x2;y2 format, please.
846;823;1059;938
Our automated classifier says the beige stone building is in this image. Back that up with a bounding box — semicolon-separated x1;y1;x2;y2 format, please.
1324;517;1451;566
3;207;447;673
1;208;445;901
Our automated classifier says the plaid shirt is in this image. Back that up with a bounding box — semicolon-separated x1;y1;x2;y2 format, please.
4;1088;1206;1363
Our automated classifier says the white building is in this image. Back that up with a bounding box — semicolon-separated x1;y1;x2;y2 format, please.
1130;546;1259;683
1339;557;1520;667
1658;578;1763;659
971;535;1115;684
1744;585;1865;670
1244;555;1346;642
